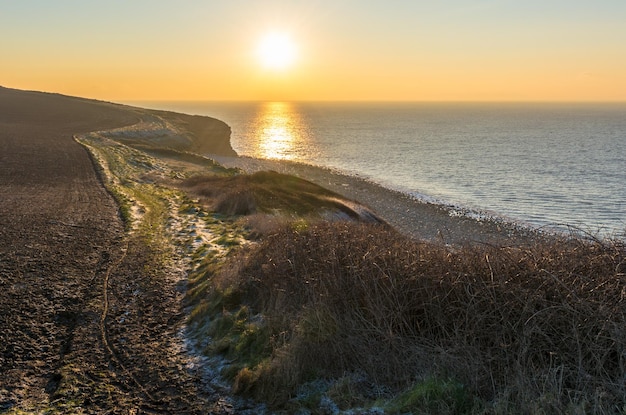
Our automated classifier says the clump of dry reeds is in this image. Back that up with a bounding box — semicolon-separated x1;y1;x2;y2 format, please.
211;221;625;412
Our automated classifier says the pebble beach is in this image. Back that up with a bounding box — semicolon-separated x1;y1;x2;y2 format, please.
210;154;537;245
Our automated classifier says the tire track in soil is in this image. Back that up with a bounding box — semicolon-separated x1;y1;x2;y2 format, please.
98;240;159;405
0;87;239;413
41;224;118;400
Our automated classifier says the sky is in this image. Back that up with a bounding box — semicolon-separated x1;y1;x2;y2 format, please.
1;0;626;102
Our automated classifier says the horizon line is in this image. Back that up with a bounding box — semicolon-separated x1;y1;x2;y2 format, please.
122;98;626;104
3;85;625;105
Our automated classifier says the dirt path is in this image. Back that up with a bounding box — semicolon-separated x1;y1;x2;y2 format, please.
0;88;234;413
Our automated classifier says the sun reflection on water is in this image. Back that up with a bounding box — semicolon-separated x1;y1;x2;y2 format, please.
253;102;305;160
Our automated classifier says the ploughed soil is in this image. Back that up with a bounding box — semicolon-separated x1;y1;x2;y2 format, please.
0;87;233;413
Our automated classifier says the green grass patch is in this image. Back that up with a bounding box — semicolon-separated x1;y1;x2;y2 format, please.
189;284;271;383
383;377;475;414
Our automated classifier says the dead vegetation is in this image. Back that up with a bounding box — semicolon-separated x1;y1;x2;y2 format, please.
189;220;626;413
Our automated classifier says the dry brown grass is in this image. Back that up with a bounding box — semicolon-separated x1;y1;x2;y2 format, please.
207;221;626;412
179;171;385;222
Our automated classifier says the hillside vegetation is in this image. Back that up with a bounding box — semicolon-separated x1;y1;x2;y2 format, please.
188;217;625;414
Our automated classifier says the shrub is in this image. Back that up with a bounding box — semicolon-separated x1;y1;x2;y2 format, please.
195;221;626;412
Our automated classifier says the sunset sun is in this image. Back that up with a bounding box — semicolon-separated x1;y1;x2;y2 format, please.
257;32;297;70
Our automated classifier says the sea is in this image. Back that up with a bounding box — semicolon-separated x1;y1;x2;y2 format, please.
133;101;626;238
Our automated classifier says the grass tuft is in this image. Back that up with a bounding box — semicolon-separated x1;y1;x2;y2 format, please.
385;377;475;414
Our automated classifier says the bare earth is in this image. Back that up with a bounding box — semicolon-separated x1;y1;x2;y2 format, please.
0;87;532;413
0;87;235;413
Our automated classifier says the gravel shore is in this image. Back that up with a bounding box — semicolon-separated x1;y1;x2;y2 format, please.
209;155;536;245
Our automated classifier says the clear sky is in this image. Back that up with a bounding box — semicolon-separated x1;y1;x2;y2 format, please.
1;0;625;101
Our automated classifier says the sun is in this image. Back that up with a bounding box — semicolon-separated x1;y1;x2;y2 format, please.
257;32;297;70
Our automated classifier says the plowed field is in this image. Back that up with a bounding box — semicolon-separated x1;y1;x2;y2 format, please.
0;88;232;413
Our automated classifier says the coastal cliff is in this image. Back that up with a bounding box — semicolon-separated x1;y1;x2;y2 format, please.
148;109;236;157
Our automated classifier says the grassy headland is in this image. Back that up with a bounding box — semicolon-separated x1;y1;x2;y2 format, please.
79;109;625;414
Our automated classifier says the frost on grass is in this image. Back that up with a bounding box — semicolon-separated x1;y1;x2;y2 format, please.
76;123;257;410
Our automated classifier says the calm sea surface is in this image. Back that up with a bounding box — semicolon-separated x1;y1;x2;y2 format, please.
134;101;625;237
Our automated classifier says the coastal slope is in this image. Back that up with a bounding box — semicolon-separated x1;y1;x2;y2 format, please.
0;87;233;412
1;87;623;414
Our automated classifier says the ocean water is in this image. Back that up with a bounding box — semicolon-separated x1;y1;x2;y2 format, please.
135;101;625;237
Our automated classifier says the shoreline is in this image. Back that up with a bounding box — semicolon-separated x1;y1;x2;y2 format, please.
60;91;530;246
157;99;625;242
117;97;592;245
208;154;539;245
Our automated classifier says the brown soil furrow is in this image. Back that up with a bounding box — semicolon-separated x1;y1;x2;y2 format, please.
98;240;159;404
0;87;236;413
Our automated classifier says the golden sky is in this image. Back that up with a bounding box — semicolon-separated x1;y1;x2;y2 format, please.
1;1;625;101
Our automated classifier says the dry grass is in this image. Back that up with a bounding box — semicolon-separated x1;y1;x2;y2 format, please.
202;221;625;412
178;170;385;222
